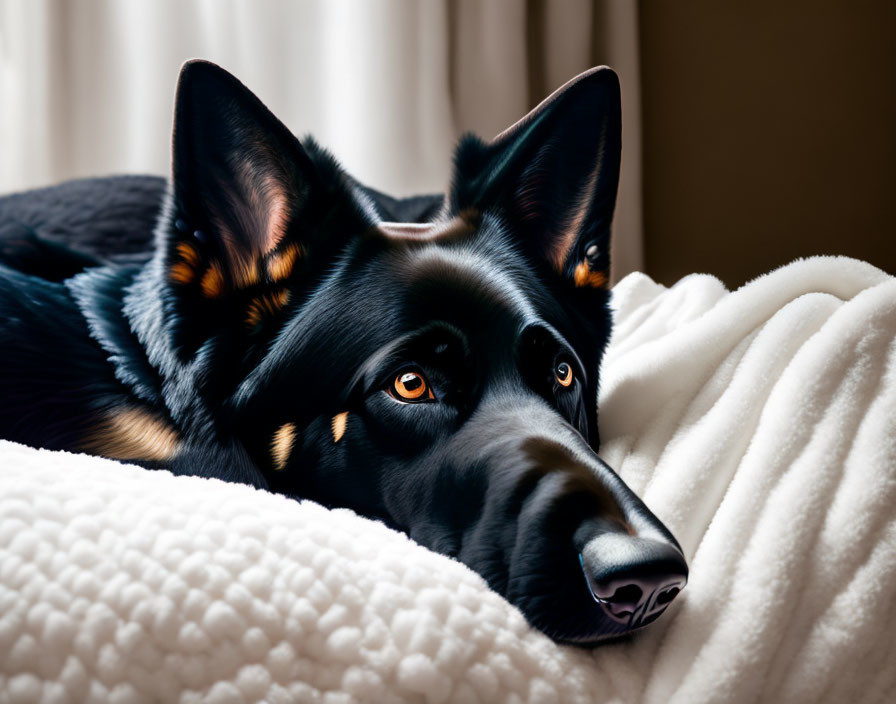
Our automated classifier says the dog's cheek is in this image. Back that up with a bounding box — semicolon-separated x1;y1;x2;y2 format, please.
304;413;396;516
361;393;454;458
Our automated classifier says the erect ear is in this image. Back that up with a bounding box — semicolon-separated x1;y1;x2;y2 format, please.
163;60;370;332
448;67;621;289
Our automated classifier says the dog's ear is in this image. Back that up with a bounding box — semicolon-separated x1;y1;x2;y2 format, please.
162;60;370;333
448;67;620;289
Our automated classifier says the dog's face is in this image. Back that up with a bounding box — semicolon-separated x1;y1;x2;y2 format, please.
131;61;686;644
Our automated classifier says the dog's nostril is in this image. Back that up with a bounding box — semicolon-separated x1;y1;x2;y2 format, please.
599;584;644;620
606;584;642;605
588;571;686;628
656;586;680;606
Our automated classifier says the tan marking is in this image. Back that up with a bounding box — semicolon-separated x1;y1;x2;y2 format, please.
331;412;348;443
267;244;301;281
170;261;195;285
245;289;290;328
245;301;263;328
82;407;180;462
376;215;475;245
170;241;204;284
176;242;201;267
200;261;226;298
574;261;607;289
232;258;260;289
271;422;296;470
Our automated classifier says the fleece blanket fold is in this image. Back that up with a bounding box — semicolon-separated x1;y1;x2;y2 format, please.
1;255;894;703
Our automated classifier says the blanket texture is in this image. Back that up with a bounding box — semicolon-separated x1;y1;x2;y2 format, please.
1;256;894;703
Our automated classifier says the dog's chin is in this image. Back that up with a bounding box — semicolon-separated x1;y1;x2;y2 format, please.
557;631;633;647
553;619;659;647
528;606;669;648
544;621;631;648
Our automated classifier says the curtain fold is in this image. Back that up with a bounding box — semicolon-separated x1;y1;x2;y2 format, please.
0;0;643;277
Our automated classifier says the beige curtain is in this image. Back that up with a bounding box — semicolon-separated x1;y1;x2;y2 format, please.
0;0;642;278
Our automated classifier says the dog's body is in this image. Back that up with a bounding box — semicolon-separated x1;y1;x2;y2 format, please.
0;62;687;644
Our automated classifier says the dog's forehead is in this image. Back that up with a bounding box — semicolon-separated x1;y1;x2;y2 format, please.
378;229;542;331
245;216;554;392
237;215;572;408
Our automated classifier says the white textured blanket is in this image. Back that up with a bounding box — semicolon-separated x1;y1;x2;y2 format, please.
1;256;894;703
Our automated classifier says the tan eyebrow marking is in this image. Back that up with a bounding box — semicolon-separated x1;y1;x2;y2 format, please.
331;412;348;443
574;261;607;289
271;422;296;470
81;407;180;462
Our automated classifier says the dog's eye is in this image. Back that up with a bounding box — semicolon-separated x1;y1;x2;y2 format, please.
389;371;435;403
555;361;574;387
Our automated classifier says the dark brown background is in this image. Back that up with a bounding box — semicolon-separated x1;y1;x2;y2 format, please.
638;0;895;287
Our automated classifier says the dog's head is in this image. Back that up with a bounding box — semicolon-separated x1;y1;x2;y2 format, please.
131;61;687;645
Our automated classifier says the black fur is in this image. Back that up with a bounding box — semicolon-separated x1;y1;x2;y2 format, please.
0;61;686;644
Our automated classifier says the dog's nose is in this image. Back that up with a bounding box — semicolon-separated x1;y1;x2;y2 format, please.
576;523;688;630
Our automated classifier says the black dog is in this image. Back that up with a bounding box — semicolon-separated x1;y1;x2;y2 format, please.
0;61;686;645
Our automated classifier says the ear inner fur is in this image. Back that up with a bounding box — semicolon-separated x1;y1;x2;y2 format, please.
81;407;180;462
200;261;226;298
170;261;195;285
266;243;302;281
176;241;200;267
239;168;292;257
182;247;290;301
232;258;261;289
245;289;290;328
170;242;200;284
551;157;602;272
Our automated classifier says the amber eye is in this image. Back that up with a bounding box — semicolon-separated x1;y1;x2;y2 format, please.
555;361;574;387
390;370;435;402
